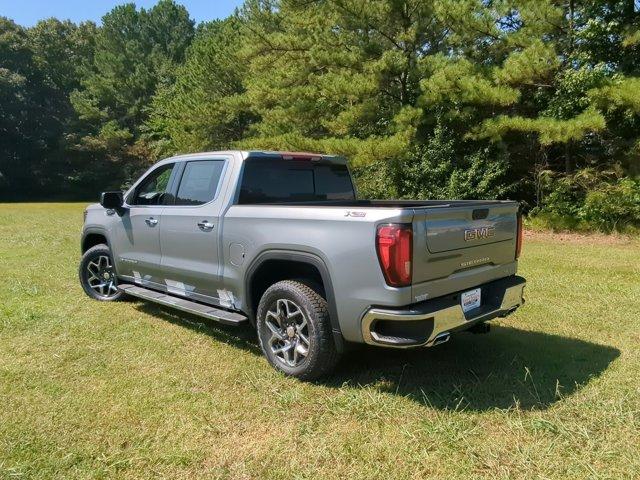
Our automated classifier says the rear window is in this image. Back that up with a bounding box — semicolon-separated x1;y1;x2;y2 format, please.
238;158;355;204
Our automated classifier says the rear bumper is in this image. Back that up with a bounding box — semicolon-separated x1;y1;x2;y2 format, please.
361;275;526;348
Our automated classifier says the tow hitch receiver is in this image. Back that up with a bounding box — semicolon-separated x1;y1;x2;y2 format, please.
467;322;491;334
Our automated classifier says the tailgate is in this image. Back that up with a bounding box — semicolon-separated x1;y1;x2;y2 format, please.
412;202;519;287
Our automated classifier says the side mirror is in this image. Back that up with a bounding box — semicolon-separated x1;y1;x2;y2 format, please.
100;191;124;210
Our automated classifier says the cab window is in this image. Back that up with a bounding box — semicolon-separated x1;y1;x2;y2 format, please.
238;158;355;204
174;160;225;206
129;163;175;206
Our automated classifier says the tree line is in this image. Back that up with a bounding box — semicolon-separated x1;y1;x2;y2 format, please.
1;0;639;231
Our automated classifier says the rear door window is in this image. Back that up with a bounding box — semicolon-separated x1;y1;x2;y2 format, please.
174;160;225;206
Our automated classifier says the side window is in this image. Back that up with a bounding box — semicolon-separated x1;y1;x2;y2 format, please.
129;163;175;206
174;160;225;206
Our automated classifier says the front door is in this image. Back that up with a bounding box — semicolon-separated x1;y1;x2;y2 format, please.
111;162;177;287
159;158;228;303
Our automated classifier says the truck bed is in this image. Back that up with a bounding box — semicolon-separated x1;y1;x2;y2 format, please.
245;199;515;208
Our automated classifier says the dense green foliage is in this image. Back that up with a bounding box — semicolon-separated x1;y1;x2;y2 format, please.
528;168;640;232
146;18;250;157
1;0;639;230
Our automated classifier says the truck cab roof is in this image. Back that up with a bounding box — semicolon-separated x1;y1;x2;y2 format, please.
155;150;346;166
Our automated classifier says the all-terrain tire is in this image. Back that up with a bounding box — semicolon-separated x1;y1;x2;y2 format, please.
79;244;125;301
256;280;340;380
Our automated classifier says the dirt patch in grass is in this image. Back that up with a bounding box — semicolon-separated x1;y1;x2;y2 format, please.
524;229;639;246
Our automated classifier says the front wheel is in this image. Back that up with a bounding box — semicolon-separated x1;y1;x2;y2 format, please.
79;244;124;301
256;280;340;380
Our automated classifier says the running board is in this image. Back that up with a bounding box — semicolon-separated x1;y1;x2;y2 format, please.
118;284;248;326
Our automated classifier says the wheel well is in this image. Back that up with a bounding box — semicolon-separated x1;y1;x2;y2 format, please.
248;259;325;319
82;233;108;253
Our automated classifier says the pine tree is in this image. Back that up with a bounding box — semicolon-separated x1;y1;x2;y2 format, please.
145;18;250;156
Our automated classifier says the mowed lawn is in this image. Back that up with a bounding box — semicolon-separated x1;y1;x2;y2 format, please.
1;203;639;479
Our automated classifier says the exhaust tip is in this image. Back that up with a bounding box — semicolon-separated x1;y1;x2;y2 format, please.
432;332;450;346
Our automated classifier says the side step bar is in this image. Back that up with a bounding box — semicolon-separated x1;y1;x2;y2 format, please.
118;284;248;326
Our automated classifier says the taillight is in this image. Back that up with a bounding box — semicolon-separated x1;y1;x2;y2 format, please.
515;213;523;259
281;152;322;161
376;224;412;287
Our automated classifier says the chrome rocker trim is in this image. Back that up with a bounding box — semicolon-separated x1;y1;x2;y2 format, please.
361;276;526;348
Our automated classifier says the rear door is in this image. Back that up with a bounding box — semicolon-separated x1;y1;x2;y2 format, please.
411;202;519;287
159;157;229;303
111;162;178;287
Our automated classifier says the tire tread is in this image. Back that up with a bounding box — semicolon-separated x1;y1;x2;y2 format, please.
78;243;124;302
257;280;340;380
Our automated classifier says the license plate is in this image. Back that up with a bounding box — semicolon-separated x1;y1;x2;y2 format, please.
461;288;481;313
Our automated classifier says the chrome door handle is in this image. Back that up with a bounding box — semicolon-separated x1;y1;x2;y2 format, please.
145;217;158;226
197;220;214;231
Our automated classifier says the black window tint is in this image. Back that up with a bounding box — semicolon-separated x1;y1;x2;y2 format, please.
130;163;174;206
175;160;225;206
315;164;356;200
239;158;355;204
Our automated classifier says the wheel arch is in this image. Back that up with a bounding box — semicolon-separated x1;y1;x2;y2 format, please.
81;229;110;253
244;250;345;352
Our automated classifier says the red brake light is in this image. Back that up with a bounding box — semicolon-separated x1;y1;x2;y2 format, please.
516;214;523;259
281;152;322;161
376;224;412;287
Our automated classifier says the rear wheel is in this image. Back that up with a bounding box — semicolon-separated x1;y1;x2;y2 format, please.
256;280;340;380
79;244;124;301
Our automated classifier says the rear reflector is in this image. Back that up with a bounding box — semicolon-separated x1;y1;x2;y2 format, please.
376;224;412;287
516;214;523;259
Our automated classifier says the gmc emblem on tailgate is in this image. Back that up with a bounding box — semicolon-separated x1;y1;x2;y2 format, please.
464;226;496;242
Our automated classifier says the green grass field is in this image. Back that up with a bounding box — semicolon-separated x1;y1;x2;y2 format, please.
1;203;639;479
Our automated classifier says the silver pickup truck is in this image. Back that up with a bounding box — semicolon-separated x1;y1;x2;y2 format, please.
79;150;526;379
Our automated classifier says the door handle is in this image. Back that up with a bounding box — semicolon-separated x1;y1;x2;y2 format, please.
145;217;158;226
197;220;214;231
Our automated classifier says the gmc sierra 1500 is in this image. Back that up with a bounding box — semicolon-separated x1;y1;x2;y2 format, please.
79;151;526;379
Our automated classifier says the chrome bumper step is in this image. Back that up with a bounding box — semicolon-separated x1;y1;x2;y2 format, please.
118;284;248;326
361;275;526;348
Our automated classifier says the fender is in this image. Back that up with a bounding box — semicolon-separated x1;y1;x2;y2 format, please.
80;227;124;278
244;249;346;352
